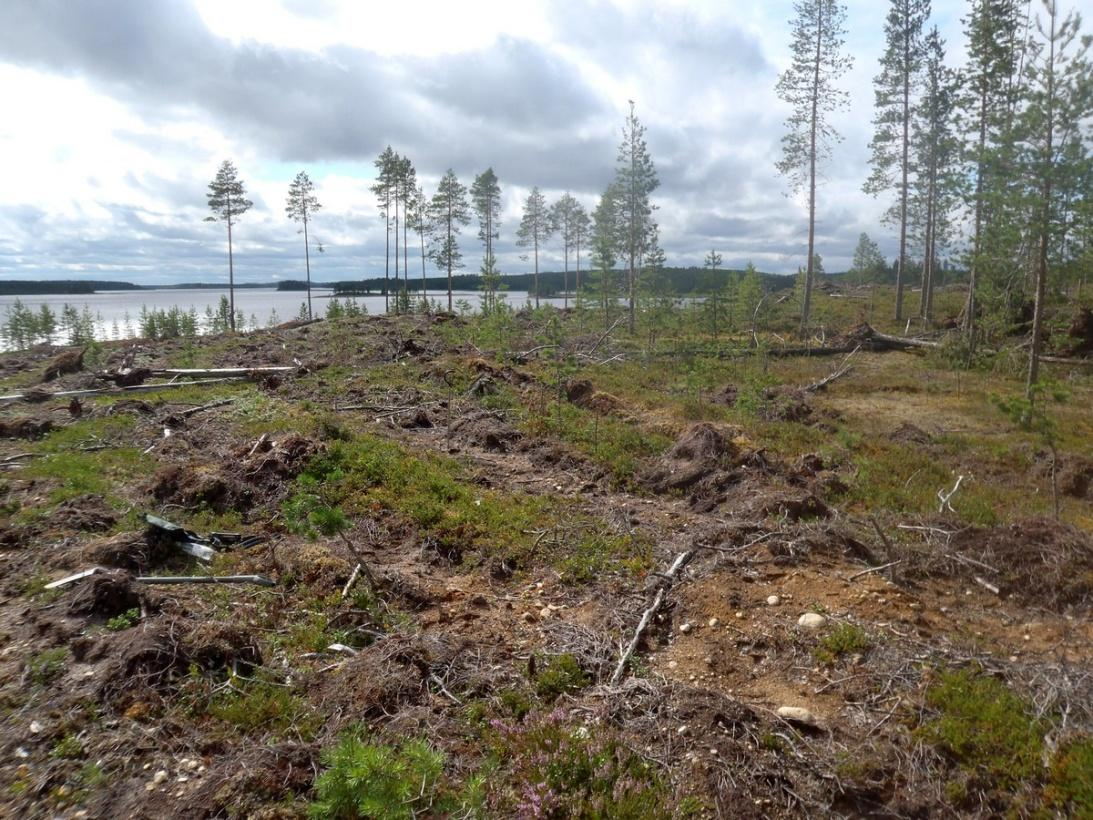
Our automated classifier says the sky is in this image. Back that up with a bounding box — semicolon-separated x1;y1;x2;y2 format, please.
0;0;1046;284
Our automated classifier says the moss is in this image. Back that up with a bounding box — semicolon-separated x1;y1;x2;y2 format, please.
1046;736;1093;817
813;623;870;666
918;668;1046;790
27;647;67;686
534;653;591;702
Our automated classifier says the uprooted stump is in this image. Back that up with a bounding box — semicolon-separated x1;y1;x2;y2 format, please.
41;347;85;382
564;377;628;416
148;464;248;513
1059;456;1093;499
0;417;54;439
643;423;740;494
82;532;153;571
1064;306;1093;357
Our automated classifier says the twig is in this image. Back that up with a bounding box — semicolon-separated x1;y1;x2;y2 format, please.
973;576;1000;595
341;563;362;599
848;560;903;581
937;475;964;513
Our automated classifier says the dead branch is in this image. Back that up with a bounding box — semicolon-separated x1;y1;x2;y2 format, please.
0;377;247;403
609;550;693;685
803;345;860;393
848;560;903;581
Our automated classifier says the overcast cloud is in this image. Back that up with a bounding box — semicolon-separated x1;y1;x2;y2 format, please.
0;0;988;283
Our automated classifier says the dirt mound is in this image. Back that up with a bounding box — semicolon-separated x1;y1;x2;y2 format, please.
65;569;142;619
0;417;53;438
282;543;352;593
148;464;249;513
240;433;320;479
182;621;262;670
564;377;628;416
397;407;434;428
1059;456;1093;499
643;423;739;493
449;410;521;452
107;399;155;415
170;743;316;820
757;387;813;423
890;421;932;445
938;518;1093;609
711;384;738;406
317;633;456;718
54;494;118;533
41;347;85;382
1064;307;1093;356
82;532;151;571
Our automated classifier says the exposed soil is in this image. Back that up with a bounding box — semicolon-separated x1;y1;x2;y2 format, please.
0;313;1089;818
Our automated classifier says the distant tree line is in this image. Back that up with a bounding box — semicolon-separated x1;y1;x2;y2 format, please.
0;281;142;295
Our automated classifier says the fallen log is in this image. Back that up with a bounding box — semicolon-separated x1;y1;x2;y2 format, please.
0;377;246;404
151;366;294;377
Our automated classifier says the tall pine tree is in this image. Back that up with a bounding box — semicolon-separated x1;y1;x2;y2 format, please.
613;101;659;333
428;170;472;313
550;192;585;310
775;0;853;328
471;168;502;313
205;160;253;332
516;186;552;308
1018;2;1092;395
957;0;1023;336
864;0;931;322
285;171;322;320
371;147;398;313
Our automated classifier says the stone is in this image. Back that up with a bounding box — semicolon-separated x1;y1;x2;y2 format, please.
680;622;693;634
776;706;817;726
708;617;720;628
668;660;679;670
153;770;169;785
797;613;826;630
766;595;781;606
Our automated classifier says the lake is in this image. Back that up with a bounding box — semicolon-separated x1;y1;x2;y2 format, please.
0;287;574;347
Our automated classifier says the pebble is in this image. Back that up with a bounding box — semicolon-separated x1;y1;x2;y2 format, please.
14;747;28;759
680;623;693;634
735;611;745;619
1023;634;1031;642
766;595;781;606
797;613;827;630
709;748;719;756
29;721;42;734
708;617;719;628
153;770;169;785
776;706;817;726
668;660;679;670
704;656;713;665
677;725;689;736
539;607;552;619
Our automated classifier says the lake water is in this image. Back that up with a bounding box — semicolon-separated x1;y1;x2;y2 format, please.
0;287;573;347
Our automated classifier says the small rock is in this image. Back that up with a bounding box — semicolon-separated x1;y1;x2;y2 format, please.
677;725;689;736
849;653;864;666
153;770;169;785
680;623;693;634
1009;655;1019;663
145;783;155;792
708;617;719;628
1023;634;1031;642
15;747;28;759
704;656;713;665
766;595;781;606
735;611;745;619
539;607;552;619
709;748;719;756
776;706;817;726
797;613;827;630
29;721;42;734
668;660;679;670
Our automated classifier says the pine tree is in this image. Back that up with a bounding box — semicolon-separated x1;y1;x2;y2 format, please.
910;27;960;323
428;170;472;312
703;249;724;337
864;0;931;322
549;193;586;309
397;157;416;299
409;183;431;308
1019;2;1092;396
591;185;622;330
371;147;398;314
775;0;853;329
613;101;659;333
572;203;591;300
850;232;886;286
516;187;552;308
471;168;502;312
204;160;253;331
958;0;1024;336
285;171;322;320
